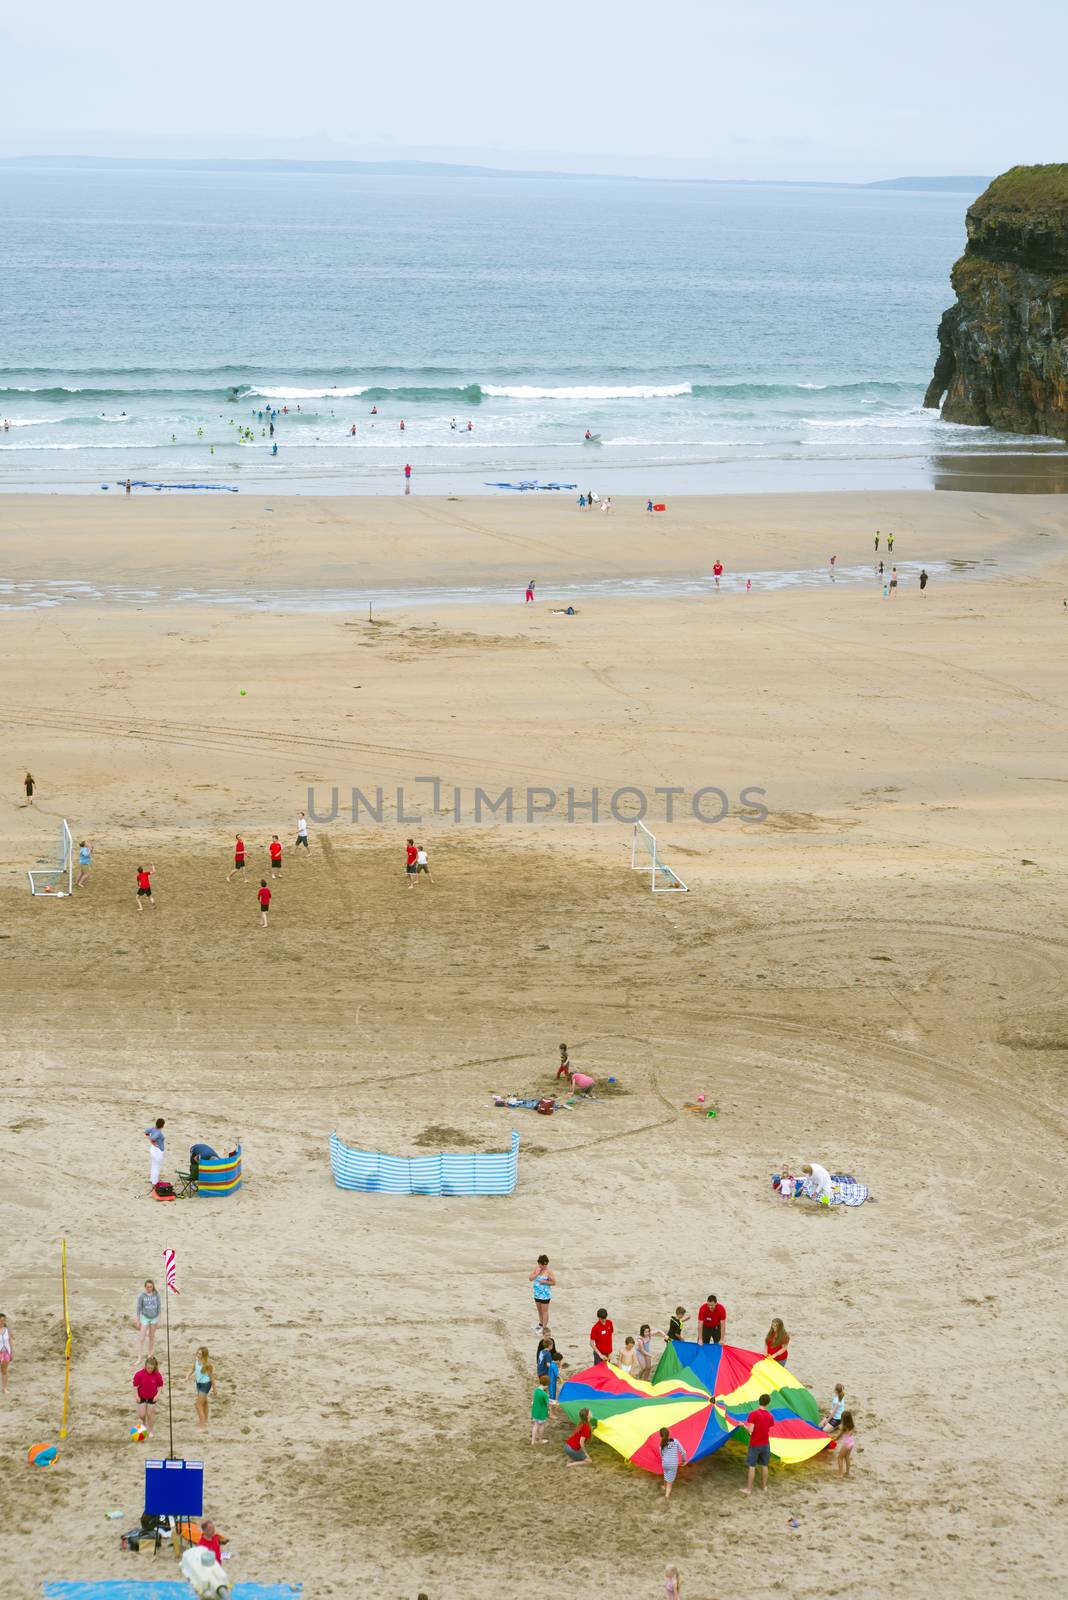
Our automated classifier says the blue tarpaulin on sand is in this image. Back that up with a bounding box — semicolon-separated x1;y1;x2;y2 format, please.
43;1585;301;1599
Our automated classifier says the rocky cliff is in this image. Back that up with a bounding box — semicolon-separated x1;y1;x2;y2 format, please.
924;164;1068;440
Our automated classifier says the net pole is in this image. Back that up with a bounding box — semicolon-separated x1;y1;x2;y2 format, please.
165;1281;176;1461
59;1239;71;1439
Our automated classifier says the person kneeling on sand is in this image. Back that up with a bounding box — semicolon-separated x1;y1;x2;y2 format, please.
562;1065;596;1097
564;1407;595;1465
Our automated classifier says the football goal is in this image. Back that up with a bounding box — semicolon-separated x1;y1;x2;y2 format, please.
630;820;688;893
28;819;73;897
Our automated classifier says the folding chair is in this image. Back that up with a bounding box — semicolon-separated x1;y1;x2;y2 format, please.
175;1154;200;1198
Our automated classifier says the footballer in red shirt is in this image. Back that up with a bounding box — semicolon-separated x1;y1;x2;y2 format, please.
257;880;272;928
227;835;245;882
269;836;283;876
135;864;155;911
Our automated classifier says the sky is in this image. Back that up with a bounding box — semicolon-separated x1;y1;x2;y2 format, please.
2;0;1064;183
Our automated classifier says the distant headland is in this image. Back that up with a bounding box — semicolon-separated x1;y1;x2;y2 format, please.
0;154;991;192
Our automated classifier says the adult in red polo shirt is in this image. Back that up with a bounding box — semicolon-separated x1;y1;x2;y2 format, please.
697;1293;727;1346
741;1394;775;1496
197;1520;225;1563
589;1309;614;1364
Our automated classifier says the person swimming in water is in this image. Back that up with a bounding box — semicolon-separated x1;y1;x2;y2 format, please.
584;429;592;440
371;404;378;414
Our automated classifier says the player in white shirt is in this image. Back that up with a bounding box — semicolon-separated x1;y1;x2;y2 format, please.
415;845;433;884
295;812;309;850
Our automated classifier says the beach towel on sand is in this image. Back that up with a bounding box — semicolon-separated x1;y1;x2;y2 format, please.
772;1173;870;1206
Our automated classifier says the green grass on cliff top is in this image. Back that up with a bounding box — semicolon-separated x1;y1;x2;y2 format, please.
975;164;1068;211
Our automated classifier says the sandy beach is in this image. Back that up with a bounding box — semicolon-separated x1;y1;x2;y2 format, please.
1;490;1067;1599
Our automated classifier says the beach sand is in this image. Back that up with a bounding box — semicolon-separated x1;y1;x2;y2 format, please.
1;492;1066;1599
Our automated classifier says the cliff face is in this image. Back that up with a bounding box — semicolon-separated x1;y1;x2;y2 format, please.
924;164;1068;440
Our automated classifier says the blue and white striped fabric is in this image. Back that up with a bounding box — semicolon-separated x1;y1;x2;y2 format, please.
329;1130;520;1196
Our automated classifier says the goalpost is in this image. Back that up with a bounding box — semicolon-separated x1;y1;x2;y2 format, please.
28;819;73;897
630;820;688;893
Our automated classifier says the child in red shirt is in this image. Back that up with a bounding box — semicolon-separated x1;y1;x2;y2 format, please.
133;1357;164;1437
564;1407;594;1465
269;837;282;876
135;865;155;911
589;1309;614;1364
741;1393;775;1495
227;836;245;882
405;838;418;887
258;880;271;928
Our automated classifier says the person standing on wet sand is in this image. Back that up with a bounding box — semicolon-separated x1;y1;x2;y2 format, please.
889;566;898;597
23;772;35;805
919;568;929;593
525;579;535;603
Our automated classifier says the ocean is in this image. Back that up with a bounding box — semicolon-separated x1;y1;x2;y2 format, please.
1;167;1065;495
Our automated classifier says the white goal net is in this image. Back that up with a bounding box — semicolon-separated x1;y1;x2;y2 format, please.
630;820;688;893
28;819;73;898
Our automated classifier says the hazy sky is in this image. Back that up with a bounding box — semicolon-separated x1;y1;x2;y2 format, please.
3;0;1064;182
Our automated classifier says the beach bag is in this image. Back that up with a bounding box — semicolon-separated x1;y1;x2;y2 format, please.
536;1098;555;1115
153;1181;176;1199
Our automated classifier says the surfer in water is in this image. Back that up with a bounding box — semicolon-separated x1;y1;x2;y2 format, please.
584;430;592;440
371;405;378;415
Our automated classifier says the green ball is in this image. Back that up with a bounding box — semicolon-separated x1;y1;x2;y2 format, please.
239;690;247;696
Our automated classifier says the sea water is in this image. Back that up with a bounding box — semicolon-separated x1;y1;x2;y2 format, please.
1;168;1064;494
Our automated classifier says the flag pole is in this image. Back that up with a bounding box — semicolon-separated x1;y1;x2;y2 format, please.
164;1263;175;1461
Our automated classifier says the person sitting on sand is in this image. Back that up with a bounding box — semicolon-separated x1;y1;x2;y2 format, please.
561;1064;596;1096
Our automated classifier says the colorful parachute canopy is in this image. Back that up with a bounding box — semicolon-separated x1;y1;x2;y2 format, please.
557;1339;829;1474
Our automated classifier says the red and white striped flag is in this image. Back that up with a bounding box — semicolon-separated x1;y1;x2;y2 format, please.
163;1248;180;1295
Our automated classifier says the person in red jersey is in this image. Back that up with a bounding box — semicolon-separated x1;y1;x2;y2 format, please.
405;838;418;888
713;560;724;588
740;1393;775;1496
135;864;155;911
269;836;283;877
226;835;245;882
258;879;271;929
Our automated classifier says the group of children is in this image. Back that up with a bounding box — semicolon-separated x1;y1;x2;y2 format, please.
527;1260;858;1489
132;1277;218;1438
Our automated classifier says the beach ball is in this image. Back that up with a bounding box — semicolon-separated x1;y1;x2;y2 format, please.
28;1442;58;1467
129;1424;147;1442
